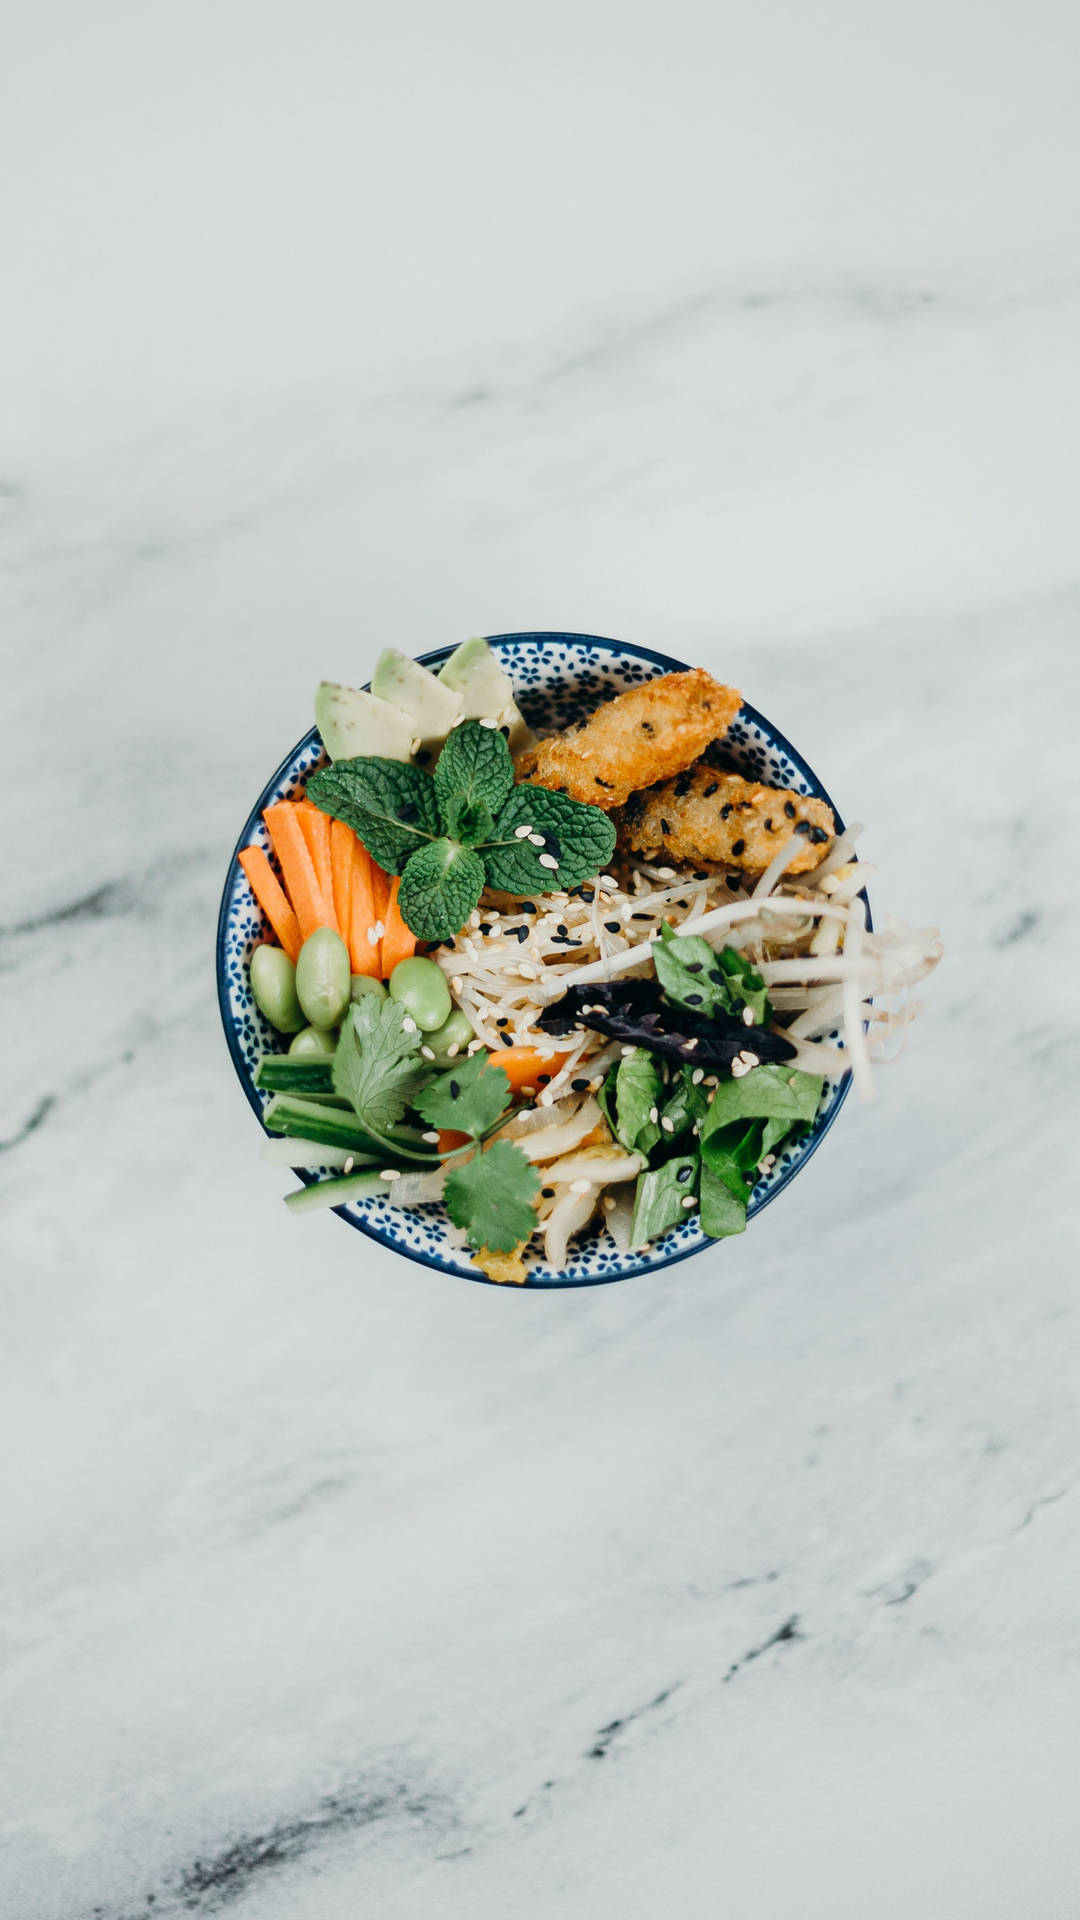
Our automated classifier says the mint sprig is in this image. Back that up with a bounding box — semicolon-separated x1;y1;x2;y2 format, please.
308;720;616;943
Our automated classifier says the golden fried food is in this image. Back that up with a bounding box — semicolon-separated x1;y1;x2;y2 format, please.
515;669;742;810
620;767;835;873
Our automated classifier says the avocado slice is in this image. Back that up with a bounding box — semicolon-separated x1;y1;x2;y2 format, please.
371;648;465;764
314;681;415;763
438;636;534;753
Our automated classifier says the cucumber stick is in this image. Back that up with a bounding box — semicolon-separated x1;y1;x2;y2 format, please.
256;1055;337;1097
285;1170;392;1214
262;1094;436;1163
261;1136;378;1169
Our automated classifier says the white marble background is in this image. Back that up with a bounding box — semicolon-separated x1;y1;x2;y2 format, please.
3;3;1080;1915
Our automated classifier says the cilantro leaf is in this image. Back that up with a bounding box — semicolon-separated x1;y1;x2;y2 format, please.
716;947;772;1025
630;1153;699;1247
332;994;429;1134
481;786;616;894
307;758;441;874
434;719;514;818
653;923;732;1018
397;840;485;943
443;1140;541;1252
613;1048;662;1155
414;1049;511;1138
442;792;495;847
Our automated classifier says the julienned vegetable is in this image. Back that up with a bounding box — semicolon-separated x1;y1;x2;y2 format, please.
235;641;941;1278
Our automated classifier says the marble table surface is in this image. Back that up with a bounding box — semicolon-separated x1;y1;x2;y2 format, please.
3;5;1079;1915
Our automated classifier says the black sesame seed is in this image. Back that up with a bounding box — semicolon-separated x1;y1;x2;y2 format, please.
604;920;621;933
499;1030;514;1046
537;1073;552;1084
720;803;732;819
674;772;693;797
541;1187;555;1199
726;875;740;890
684;962;703;973
685;992;704;1006
640;720;654;733
594;776;613;789
731;838;746;857
765;818;774;832
571;1078;589;1091
632;912;652;921
496;1017;509;1028
416;749;431;765
795;820;811;835
784;800;796;819
520;902;537;913
703;782;719;798
556;924;570;937
694;870;710;881
809;825;830;844
579;889;595;903
479;923;493;935
449;1079;461;1099
676;1165;693;1184
513;925;530;942
660;819;671;835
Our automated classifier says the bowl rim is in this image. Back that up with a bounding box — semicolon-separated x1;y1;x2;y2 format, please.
216;631;859;1288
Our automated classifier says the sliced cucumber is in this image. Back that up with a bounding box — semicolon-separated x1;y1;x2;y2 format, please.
262;1095;388;1155
438;636;534;753
284;1169;392;1213
261;1135;374;1169
371;648;464;763
256;1055;337;1097
315;681;415;763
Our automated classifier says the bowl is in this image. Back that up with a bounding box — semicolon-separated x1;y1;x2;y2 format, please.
217;632;856;1287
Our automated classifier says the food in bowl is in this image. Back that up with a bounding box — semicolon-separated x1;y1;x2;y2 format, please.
232;639;942;1281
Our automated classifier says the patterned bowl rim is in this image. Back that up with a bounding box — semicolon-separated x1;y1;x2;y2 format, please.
216;632;862;1288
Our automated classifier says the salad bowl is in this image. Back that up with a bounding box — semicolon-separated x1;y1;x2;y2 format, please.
217;632;857;1287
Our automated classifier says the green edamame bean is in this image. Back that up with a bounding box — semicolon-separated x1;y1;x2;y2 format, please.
350;973;388;1003
250;944;306;1034
288;1024;338;1056
388;956;452;1032
295;927;351;1030
425;1007;474;1065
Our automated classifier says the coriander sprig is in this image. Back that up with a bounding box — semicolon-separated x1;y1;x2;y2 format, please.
307;721;616;944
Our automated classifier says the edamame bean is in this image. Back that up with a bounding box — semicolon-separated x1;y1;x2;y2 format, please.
349;973;388;1003
425;1007;474;1065
250;944;306;1033
388;956;452;1032
295;927;351;1030
288;1024;337;1056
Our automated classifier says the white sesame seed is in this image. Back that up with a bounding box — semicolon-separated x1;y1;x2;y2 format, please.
691;1068;705;1085
569;1178;591;1195
518;963;539;980
742;1007;755;1026
422;1131;440;1144
681;1194;696;1209
520;1085;536;1097
467;1039;485;1054
598;875;617;889
539;854;560;871
420;1045;436;1060
514;824;534;839
343;1156;355;1173
739;1050;759;1068
410;738;422;755
401;1016;418;1033
529;833;545;847
661;1117;675;1133
684;1037;699;1051
380;1168;401;1181
366;926;379;945
602;1195;615;1211
446;1042;460;1058
478;716;499;728
621;1045;635;1056
469;910;482;928
731;1056;751;1077
656;867;676;880
705;1075;719;1087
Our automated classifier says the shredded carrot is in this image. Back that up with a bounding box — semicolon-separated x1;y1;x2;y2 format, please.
238;846;302;961
294;801;338;935
261;804;329;943
494;1047;566;1094
329;820;354;947
347;838;381;977
379;875;416;978
371;860;392;975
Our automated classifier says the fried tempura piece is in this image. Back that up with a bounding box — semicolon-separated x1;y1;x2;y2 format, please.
515;669;742;810
472;1244;529;1284
620;767;835;874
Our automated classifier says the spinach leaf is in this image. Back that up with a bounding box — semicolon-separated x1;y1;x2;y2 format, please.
700;1063;823;1139
630;1153;699;1248
614;1048;663;1154
699;1161;750;1238
716;946;772;1025
652;922;732;1017
658;1064;711;1144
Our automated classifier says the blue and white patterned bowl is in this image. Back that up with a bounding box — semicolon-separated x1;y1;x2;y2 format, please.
217;633;857;1288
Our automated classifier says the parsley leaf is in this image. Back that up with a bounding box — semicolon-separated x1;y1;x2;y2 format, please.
444;1140;541;1252
414;1048;512;1138
397;839;485;943
613;1048;662;1154
481;786;616;893
307;759;441;873
434;719;514;818
332;994;429;1134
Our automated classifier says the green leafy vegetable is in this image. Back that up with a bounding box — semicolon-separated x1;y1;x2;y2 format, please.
480;785;617;894
397;840;485;942
630;1154;699;1248
331;994;429;1135
699;1162;749;1238
695;1063;824;1239
414;1048;512;1138
700;1063;823;1137
307;758;441;873
652;923;731;1017
444;1140;541;1253
658;1064;711;1143
442;793;495;847
595;1064;619;1138
716;947;772;1025
434;719;514;818
613;1048;662;1154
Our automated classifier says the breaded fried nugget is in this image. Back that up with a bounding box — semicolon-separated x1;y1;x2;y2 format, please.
620;767;835;873
515;669;742;810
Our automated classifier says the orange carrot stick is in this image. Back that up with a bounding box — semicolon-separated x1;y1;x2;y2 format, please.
437;1129;471;1155
329;819;354;946
238;846;302;961
347;838;381;977
379;875;417;978
493;1047;565;1095
294;801;338;935
262;802;328;942
371;861;392;975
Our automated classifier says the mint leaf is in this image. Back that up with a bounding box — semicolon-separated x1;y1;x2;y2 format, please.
443;1140;541;1252
415;1049;511;1138
613;1048;662;1154
332;994;428;1134
308;758;440;873
653;923;732;1018
398;840;485;943
717;947;772;1025
443;792;495;847
434;719;514;818
630;1154;698;1247
481;786;616;894
699;1161;748;1238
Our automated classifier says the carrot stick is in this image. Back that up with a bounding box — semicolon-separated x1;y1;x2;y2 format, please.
347;838;381;977
371;860;392;975
262;803;328;942
238;846;302;961
493;1047;565;1095
379;875;416;978
437;1129;471;1155
294;801;338;936
329;820;354;946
